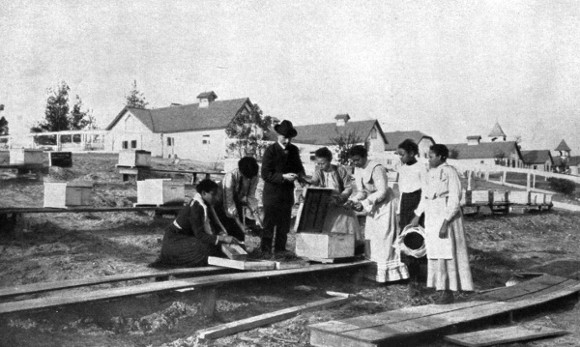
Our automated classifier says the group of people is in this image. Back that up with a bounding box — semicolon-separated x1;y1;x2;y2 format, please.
150;119;473;304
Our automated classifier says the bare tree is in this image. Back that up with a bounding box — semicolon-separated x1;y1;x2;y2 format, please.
330;129;362;165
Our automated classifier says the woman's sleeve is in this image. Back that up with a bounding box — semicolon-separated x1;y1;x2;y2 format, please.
339;167;353;198
247;176;259;212
361;165;388;212
223;172;237;217
189;204;218;245
310;168;322;187
444;167;462;221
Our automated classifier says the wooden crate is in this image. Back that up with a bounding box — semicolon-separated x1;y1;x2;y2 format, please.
530;192;545;205
471;190;490;204
544;193;553;205
137;179;184;205
221;244;247;260
43;182;93;208
9;149;45;166
491;191;508;204
295;232;355;259
118;150;151;167
509;191;530;205
49;152;72;168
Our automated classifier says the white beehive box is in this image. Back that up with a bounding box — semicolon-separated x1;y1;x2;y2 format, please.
544;193;553;205
43;182;93;208
471;190;490;204
509;191;530;205
137;179;184;205
10;149;45;166
530;192;545;205
492;191;508;204
118;150;151;167
294;187;355;259
460;189;468;206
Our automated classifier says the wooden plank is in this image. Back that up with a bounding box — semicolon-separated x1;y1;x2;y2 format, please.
0;266;227;299
444;326;568;347
220;244;248;260
275;260;310;270
207;257;275;271
198;296;350;339
0;206;182;215
0;260;371;314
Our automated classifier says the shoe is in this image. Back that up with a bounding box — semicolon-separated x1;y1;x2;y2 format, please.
434;290;454;305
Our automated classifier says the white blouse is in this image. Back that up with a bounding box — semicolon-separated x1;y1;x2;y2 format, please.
398;161;427;194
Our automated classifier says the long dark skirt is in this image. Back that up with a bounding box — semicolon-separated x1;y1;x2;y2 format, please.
399;189;426;281
152;224;220;268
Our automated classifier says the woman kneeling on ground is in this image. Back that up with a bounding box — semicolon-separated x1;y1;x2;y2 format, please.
150;179;240;268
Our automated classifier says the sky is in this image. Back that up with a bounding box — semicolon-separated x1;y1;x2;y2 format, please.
1;0;579;153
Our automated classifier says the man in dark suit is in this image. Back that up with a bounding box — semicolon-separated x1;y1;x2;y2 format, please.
261;120;305;253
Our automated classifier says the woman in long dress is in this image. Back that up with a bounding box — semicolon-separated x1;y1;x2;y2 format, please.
347;145;408;283
150;179;240;268
308;147;361;241
411;144;473;303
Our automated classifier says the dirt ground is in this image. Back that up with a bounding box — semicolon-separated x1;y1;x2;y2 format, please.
0;153;579;347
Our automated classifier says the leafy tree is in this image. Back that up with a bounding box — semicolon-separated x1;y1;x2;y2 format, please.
32;81;71;132
225;103;272;159
69;95;90;130
125;80;148;109
330;129;363;165
0;116;8;135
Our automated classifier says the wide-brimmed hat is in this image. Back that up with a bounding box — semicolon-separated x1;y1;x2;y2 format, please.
274;120;298;138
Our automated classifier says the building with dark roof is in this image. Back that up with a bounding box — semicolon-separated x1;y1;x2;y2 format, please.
521;150;553;171
446;136;523;169
106;92;253;162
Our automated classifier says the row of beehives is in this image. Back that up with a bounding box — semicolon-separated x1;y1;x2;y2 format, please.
460;189;553;206
43;179;185;208
0;149;46;166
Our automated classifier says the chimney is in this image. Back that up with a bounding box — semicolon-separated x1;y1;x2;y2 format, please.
335;113;350;126
197;91;218;108
467;135;481;146
170;103;182;107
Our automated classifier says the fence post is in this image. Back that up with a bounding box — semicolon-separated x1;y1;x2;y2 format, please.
532;174;536;189
502;170;507;185
526;172;531;191
467;170;473;190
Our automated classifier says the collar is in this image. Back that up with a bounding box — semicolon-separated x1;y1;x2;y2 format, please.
277;142;287;150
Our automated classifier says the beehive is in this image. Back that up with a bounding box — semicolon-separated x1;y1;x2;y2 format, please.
43;182;93;208
509;191;530;205
530;192;545;205
294;187;355;259
544;193;553;205
118;150;151;168
9;149;45;166
137;179;184;205
492;191;508;204
471;190;490;204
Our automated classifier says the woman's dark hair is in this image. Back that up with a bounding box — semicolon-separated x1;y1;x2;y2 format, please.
430;144;449;161
398;139;419;156
314;147;333;161
348;145;368;158
238;156;259;178
196;179;218;194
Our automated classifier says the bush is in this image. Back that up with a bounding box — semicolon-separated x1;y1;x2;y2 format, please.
548;177;576;195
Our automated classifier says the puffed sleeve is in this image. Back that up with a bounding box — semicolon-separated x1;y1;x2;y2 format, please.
246;176;259;212
223;172;237;217
361;165;388;213
310;168;322;187
444;166;462;221
189;203;218;245
261;146;285;184
338;166;353;198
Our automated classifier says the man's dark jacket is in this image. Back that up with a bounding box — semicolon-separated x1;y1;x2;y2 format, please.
261;142;305;206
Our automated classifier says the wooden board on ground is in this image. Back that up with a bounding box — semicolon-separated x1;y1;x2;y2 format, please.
444;325;568;347
198;296;351;340
309;274;580;347
208;256;276;271
0;260;371;314
221;244;248;260
0;266;228;299
275;260;310;270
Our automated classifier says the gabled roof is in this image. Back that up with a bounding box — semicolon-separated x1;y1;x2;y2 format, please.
106;98;251;133
521;150;553;165
446;141;522;160
384;131;435;151
555;139;571;152
489;122;506;137
264;120;386;146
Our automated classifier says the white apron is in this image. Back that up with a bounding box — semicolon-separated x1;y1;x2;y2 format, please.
423;196;453;259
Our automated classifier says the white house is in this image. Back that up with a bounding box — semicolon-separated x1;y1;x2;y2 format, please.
382;130;436;170
106;92;253;163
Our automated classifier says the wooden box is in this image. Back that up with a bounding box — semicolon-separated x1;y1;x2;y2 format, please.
460;189;471;206
492;191;508;204
137;179;184;205
530;192;545;205
221;244;248;260
509;191;530;205
544;193;553;205
49;152;72;168
43;182;93;208
471;190;490;204
118;150;151;168
9;149;45;166
294;187;355;259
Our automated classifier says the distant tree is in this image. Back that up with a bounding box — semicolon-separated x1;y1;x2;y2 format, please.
0;116;8;135
225;103;272;159
494;151;506;165
330;129;363;165
125;80;148;109
69;95;91;130
32;81;71;132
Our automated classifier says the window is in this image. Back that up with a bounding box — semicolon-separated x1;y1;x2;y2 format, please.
310;152;316;161
131;140;137;148
122;141;128;149
202;134;210;145
387;159;392;165
370;128;377;139
167;137;174;146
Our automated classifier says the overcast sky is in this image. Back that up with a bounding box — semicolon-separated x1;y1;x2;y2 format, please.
1;0;579;152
